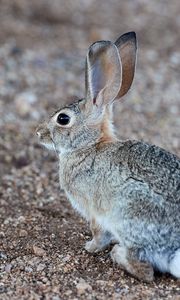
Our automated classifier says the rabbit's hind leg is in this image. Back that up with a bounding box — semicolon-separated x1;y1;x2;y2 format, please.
85;218;114;253
169;249;180;278
110;244;154;282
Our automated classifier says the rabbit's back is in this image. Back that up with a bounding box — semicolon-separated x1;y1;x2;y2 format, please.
59;139;180;224
116;140;180;204
60;140;180;213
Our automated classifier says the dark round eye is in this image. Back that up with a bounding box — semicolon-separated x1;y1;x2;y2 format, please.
57;113;70;126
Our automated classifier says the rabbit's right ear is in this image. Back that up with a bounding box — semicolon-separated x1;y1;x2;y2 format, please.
85;40;122;110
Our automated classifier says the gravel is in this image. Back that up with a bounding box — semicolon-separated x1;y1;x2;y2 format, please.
0;1;180;299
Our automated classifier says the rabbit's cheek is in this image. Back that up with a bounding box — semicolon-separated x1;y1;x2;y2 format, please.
50;127;69;153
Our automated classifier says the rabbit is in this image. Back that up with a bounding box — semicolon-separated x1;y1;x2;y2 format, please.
36;32;180;282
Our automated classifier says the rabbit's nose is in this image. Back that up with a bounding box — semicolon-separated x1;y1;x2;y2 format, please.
36;130;41;137
36;126;42;137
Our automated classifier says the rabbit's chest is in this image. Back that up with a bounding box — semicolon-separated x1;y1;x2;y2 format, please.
64;190;91;219
58;152;126;219
59;159;94;219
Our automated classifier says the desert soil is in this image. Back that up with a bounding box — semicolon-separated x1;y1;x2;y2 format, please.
0;1;180;299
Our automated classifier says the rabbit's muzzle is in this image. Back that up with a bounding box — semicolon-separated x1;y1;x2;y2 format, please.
36;123;54;151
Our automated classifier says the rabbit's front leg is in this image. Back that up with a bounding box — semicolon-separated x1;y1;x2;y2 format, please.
85;218;114;253
111;244;154;282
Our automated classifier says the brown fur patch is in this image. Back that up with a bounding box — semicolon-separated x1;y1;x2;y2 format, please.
98;107;118;145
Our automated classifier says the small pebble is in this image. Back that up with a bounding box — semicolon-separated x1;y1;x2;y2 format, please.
18;216;26;223
25;266;33;273
0;231;5;238
32;245;46;257
37;263;46;272
5;264;12;273
76;278;92;295
0;252;7;260
19;229;28;237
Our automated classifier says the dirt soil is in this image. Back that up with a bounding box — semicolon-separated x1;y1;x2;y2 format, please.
0;1;180;299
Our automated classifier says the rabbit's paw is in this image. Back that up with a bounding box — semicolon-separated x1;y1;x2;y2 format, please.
85;239;103;253
111;244;154;282
130;261;154;283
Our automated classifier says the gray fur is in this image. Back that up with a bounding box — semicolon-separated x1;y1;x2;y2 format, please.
37;32;180;281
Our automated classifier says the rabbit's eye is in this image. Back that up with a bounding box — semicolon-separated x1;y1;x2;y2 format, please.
57;113;70;126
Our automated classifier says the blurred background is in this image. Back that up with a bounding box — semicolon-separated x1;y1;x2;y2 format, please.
0;0;179;153
0;1;180;299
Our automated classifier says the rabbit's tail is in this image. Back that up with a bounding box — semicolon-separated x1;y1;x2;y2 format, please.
169;249;180;278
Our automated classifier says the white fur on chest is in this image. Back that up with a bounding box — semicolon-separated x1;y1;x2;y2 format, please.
65;191;89;219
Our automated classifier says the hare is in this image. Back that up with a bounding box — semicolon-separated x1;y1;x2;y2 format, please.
36;32;180;282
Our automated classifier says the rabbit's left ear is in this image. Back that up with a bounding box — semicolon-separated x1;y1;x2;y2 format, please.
85;40;122;108
115;32;137;98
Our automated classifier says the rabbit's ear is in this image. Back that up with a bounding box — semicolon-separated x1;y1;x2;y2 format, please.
85;40;122;108
115;32;137;98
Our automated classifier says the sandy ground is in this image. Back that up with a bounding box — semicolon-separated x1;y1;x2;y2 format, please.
0;1;180;299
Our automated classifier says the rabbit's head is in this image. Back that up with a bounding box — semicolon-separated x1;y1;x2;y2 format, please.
37;32;137;154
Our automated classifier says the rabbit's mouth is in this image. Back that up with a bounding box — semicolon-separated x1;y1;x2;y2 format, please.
40;139;55;151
